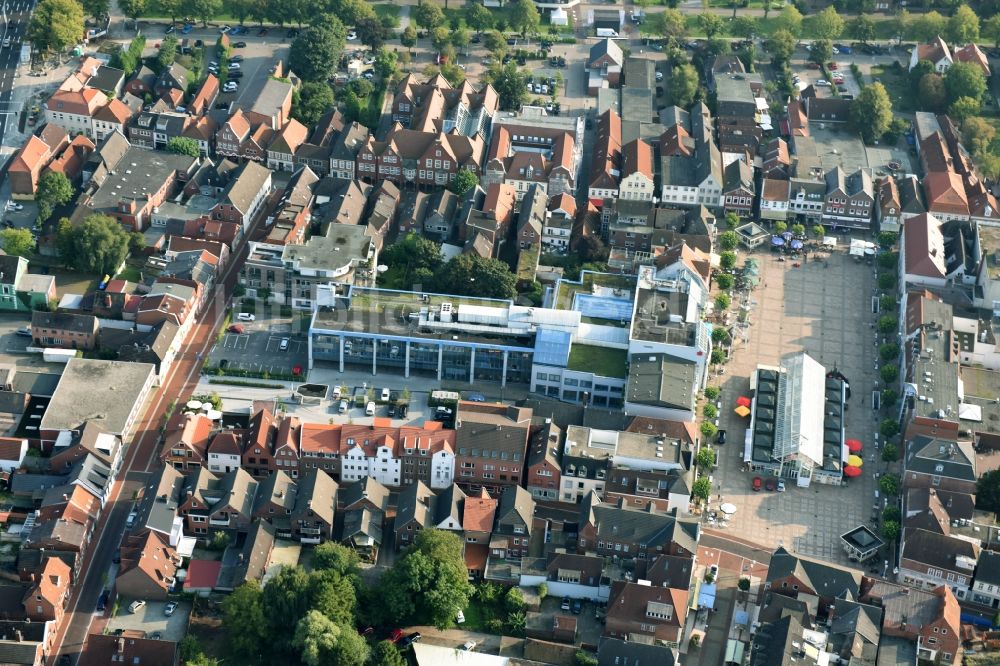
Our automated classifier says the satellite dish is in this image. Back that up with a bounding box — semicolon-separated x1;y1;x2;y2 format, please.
377;264;389;273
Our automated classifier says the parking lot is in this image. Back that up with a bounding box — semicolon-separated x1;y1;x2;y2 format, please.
207;312;308;376
106;599;190;642
707;247;886;567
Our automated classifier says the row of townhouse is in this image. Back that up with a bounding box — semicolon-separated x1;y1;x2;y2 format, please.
586;109;655;205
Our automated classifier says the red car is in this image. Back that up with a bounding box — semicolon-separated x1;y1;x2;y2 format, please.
227;324;245;334
389;629;404;644
828;62;838;70
765;478;777;491
806;62;820;70
752;476;762;491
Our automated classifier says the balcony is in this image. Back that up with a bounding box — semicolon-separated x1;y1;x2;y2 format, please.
209;517;231;527
299;527;323;536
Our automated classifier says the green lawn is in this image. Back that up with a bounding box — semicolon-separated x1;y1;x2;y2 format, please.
568;345;628;379
870;63;915;113
372;4;400;22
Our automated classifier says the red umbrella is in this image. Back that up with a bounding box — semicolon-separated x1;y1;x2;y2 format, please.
736;396;751;408
846;439;863;453
843;465;862;478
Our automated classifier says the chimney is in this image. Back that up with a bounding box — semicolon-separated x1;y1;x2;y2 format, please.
15;631;22;643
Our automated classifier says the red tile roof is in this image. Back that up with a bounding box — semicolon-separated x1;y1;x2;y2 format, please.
184;559;222;591
463;489;497;532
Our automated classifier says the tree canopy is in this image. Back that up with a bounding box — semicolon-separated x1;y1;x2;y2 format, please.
488;62;528;110
811;6;844;40
434;254;517;300
0;229;34;258
381;529;473;629
947;4;980;45
36;171;74;225
668;63;699;108
292;82;335;127
450;169;479;197
647;9;685;42
28;0;84;53
289;20;347;82
945;61;987;105
379;233;442;290
57;214;132;276
851;82;893;144
166;136;200;157
508;0;541;36
977;470;1000;513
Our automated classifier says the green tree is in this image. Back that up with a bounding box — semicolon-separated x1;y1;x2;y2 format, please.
715;274;734;291
963;116;996;154
878;315;898;334
878;252;898;269
28;0;84;53
812;225;825;238
848;15;876;43
450;169;479;197
156;35;178;71
811;6;844;40
723;212;739;229
289;20;347;82
719;230;739;251
882;442;899;463
891;9;911;45
775;5;803;34
710;348;726;364
381;529;473;629
313;542;360;577
292;82;335;127
369;640;407;666
701;420;718;437
309;569;357;627
882;520;900;541
400;25;417;52
851;82;893;144
949;95;981;122
263;566;314;656
466;3;493;33
878;273;897;290
880;364;899;383
379;233;442;289
880;293;897;311
692;476;712;502
434;254;517;299
878;231;898;249
947;4;979;45
911;11;947;42
159;0;183;24
413;2;445;30
293;611;341;666
711;328;729;345
730;17;758;40
508;0;540;36
190;0;223;27
488;62;528;110
704;386;720;400
945;61;987;105
647;9;686;43
879;342;900;361
880;417;900;438
715;293;731;310
811;39;833;66
768;28;795;66
985;13;1000;48
36;171;74;225
668;63;700;108
703;403;718;419
791;223;805;236
719;251;737;270
430;26;450;51
773;221;788;234
119;0;147;26
697;13;724;39
883;506;901;523
166;136;200;157
225;0;253;24
82;0;109;19
0;229;34;257
696;446;716;471
222;581;267;660
879;473;900;496
55;214;133;277
356;16;388;50
976;469;1000;512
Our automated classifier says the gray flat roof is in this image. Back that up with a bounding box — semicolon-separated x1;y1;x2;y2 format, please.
85;147;196;212
39;358;154;434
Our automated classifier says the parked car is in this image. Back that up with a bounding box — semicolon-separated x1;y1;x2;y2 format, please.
716;429;727;445
347;30;357;40
752;476;762;491
229;55;244;62
561;596;571;611
365;402;376;416
571;598;583;615
229;62;241;69
380;387;390;401
387;404;397;418
456;609;466;623
164;601;178;616
233;41;247;48
400;632;422;648
15;327;31;337
97;590;109;612
466;392;486;402
777;479;786;492
126;511;137;528
279;337;290;351
398;404;408;418
219;25;231;33
388;629;404;643
227;324;245;334
128;600;146;614
165;24;175;33
237;312;255;321
806;62;820;69
765;478;777;491
816;79;830;86
827;62;838;70
462;641;477;651
229;69;244;79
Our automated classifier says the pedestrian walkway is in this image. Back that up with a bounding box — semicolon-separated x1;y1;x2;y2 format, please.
399;5;410;29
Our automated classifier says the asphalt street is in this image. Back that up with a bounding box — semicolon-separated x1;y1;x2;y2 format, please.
0;1;34;147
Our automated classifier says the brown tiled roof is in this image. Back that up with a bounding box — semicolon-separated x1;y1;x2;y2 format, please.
761;178;788;202
208;431;243;456
463;488;497;532
27;555;70;608
659;124;693;157
622;138;653;180
916;37;951;64
225;109;251;138
164;412;213;459
482;183;517;224
46;88;106;116
0;438;24;462
955;44;990;74
923;171;969;215
94;98;133;124
590;109;622;189
549;193;577;218
902;213;947;278
10;136;53;174
79;632;178;666
190;74;220;114
270;118;308;155
299;422;341;455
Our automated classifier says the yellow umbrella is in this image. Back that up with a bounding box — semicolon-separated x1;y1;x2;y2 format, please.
847;454;864;467
734;405;751;417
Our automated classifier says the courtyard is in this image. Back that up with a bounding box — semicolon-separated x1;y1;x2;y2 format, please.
706;244;889;568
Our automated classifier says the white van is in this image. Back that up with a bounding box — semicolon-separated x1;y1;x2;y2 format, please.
339;400;349;414
365;402;376;416
332;387;342;400
596;28;618;37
